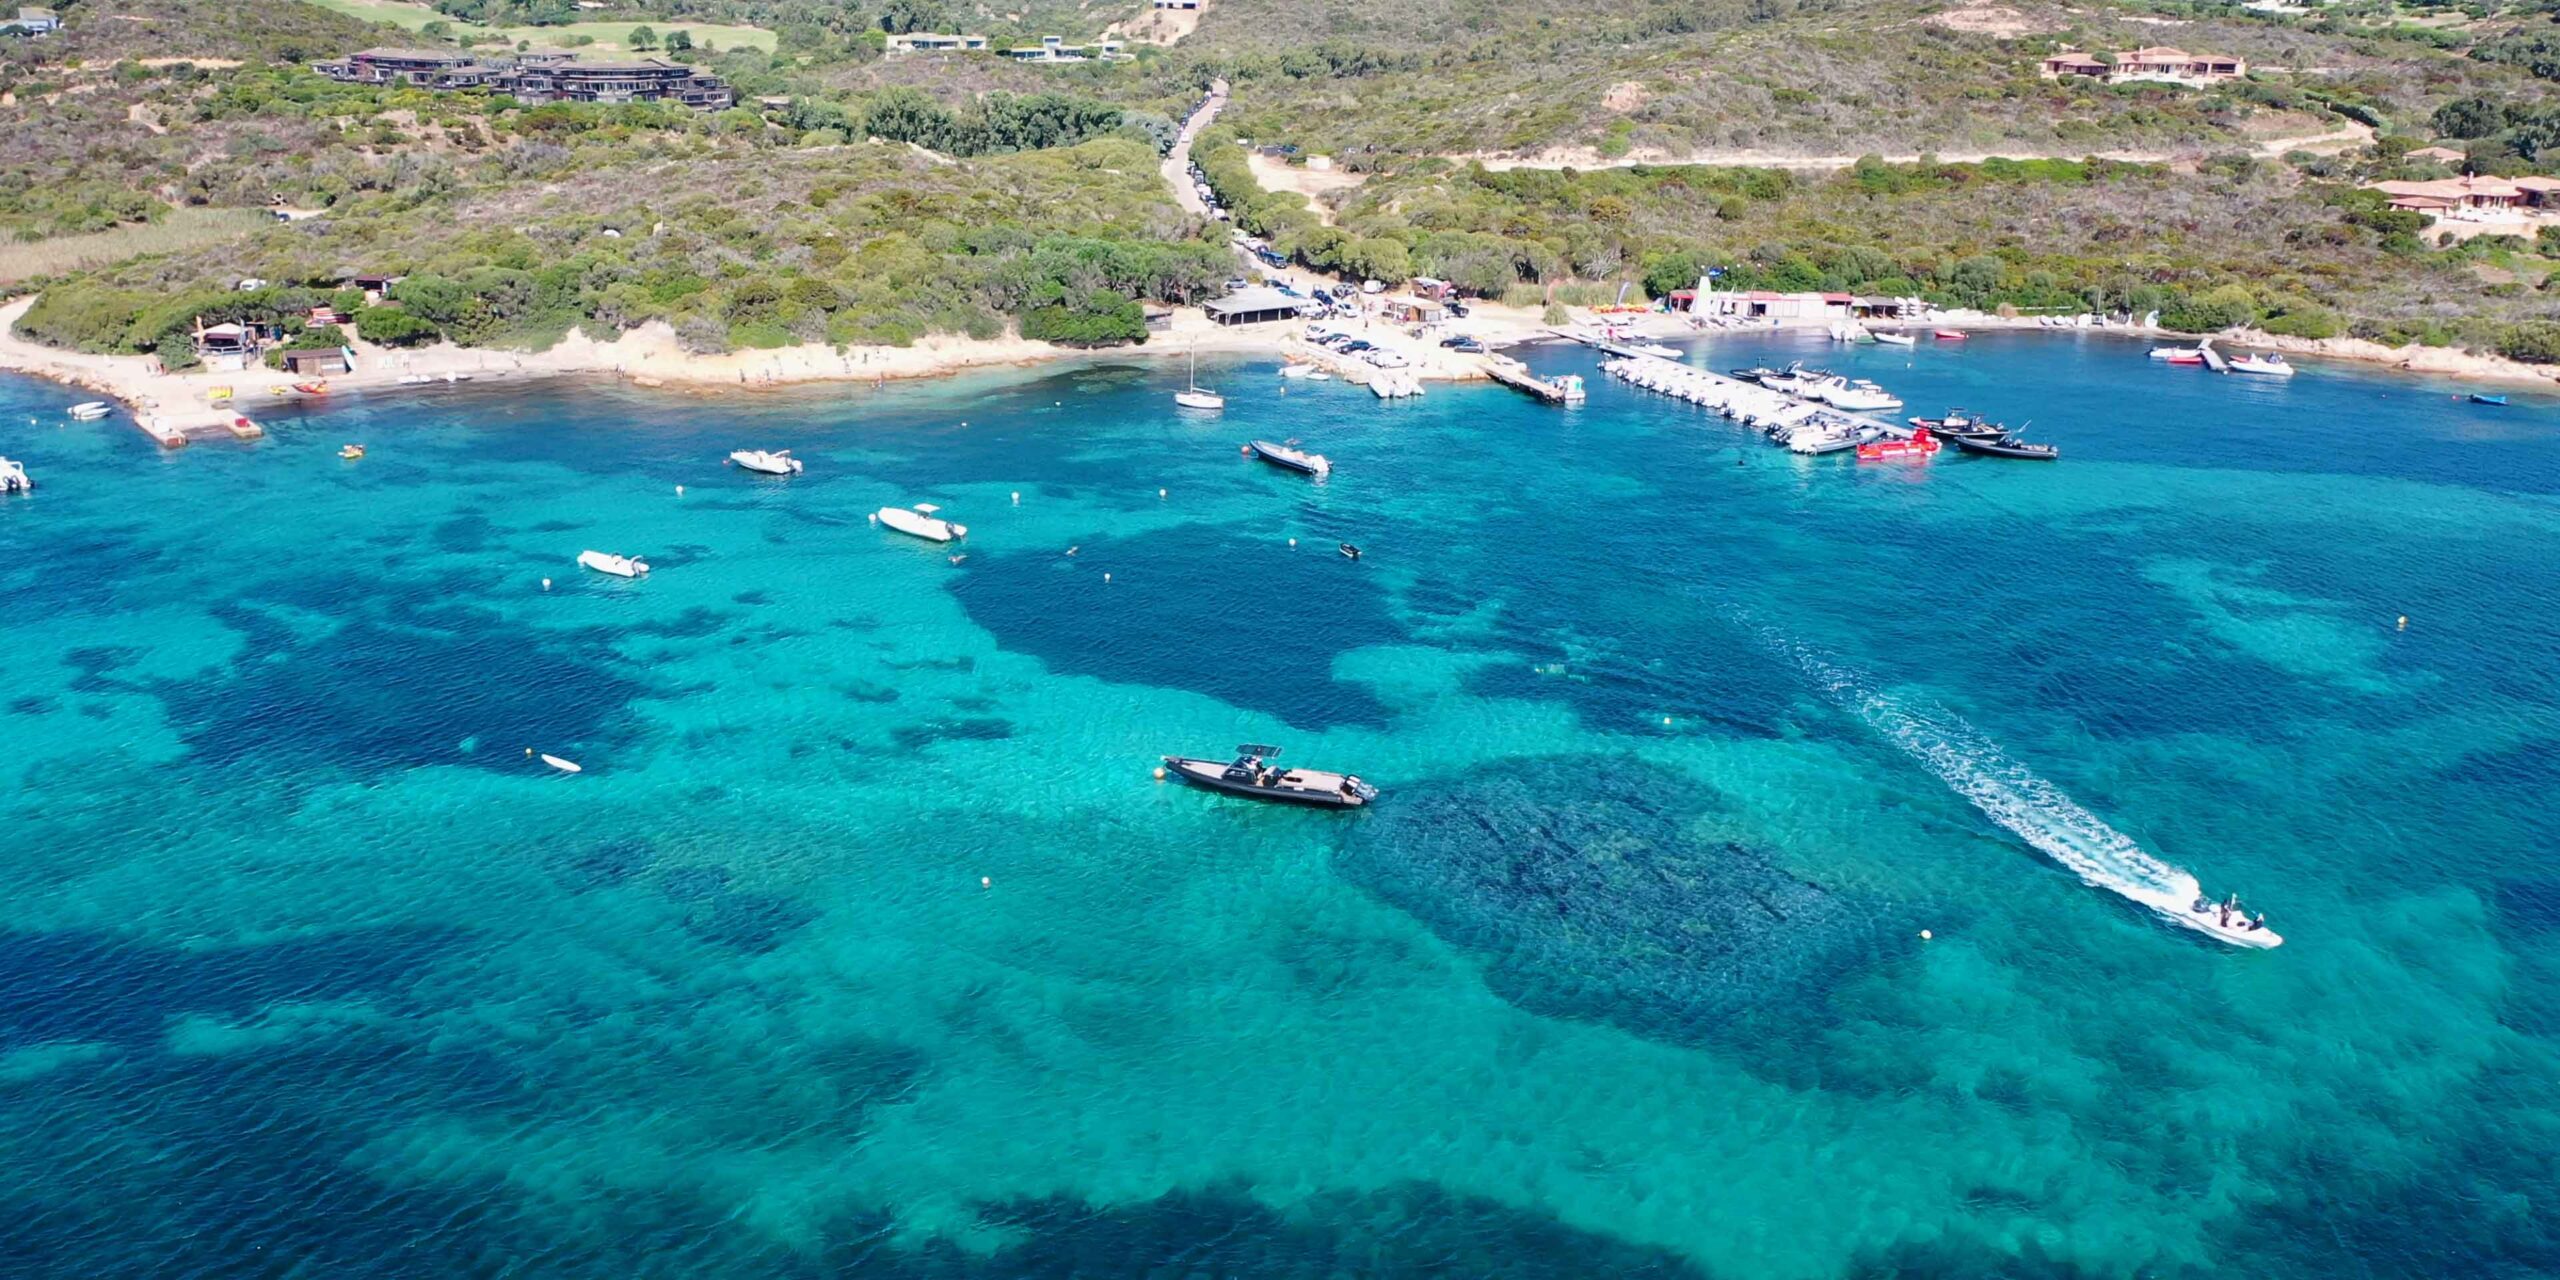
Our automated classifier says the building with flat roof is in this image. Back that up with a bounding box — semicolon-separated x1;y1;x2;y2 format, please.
2039;46;2245;86
0;5;58;36
885;32;989;54
1002;35;1128;63
1205;287;1306;326
313;49;731;109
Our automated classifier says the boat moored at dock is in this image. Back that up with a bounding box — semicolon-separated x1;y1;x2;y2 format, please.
1160;744;1378;808
1950;432;2060;461
2228;353;2296;378
66;401;112;421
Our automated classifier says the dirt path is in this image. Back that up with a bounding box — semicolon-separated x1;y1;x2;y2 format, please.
1461;121;2376;173
1162;78;1227;217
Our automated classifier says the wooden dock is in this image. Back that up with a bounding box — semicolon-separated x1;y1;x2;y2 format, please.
1482;355;1573;403
136;415;189;448
224;415;264;440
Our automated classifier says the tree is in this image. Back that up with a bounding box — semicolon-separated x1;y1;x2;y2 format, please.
2497;320;2560;363
879;0;950;35
664;29;692;52
627;25;658;50
2433;96;2508;141
355;306;440;346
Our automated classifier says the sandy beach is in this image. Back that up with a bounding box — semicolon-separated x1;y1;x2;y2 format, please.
0;296;1300;444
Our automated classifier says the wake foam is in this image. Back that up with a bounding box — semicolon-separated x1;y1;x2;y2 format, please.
1742;618;2206;922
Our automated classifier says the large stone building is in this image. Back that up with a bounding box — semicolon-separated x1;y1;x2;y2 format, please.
314;48;732;110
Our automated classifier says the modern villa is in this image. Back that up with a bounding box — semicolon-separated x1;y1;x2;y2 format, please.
2039;46;2246;86
884;32;990;54
1001;36;1129;63
313;48;733;109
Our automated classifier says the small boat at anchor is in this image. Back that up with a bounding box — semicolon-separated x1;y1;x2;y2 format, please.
2148;342;2209;365
577;549;650;577
1874;330;1917;347
66;401;112;421
2469;392;2509;406
1175;349;1225;411
1932;329;1967;341
0;456;31;493
1245;439;1330;477
338;444;365;460
1160;744;1378;808
1950;432;2060;461
1339;542;1362;560
727;449;803;476
876;503;966;542
2228;353;2296;377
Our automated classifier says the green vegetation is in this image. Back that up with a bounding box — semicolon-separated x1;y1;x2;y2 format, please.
297;0;778;52
0;208;274;286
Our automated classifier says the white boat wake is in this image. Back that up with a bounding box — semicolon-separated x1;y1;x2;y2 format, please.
1739;618;2249;941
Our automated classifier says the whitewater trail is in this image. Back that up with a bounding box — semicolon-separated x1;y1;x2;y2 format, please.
1739;617;2208;924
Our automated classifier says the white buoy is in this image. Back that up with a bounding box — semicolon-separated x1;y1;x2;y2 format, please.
868;513;878;524
981;876;991;889
1012;491;1020;504
675;484;684;496
1920;929;1933;940
1153;766;1166;780
2397;615;2408;630
1288;538;1297;547
1103;572;1112;583
1159;488;1167;498
1662;716;1673;726
541;578;552;590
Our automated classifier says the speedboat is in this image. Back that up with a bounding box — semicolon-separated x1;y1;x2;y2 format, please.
1856;428;1939;460
1874;330;1916;347
2229;353;2295;378
1950;432;2059;460
1557;374;1587;402
1785;422;1867;455
1631;342;1681;358
577;549;650;577
1817;378;1903;411
1932;329;1967;341
727;448;803;475
1339;542;1362;560
1728;365;1788;384
338;444;365;460
876;503;967;542
0;456;30;493
1160;744;1378;808
2148;344;2208;364
1246;439;1330;477
1279;363;1320;379
1909;410;1999;439
2182;894;2283;949
66;401;111;420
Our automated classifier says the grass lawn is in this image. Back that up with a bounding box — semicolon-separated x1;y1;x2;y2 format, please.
299;0;778;51
0;209;275;288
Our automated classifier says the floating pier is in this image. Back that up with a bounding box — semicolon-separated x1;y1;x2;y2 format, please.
1546;328;1653;360
1482;355;1577;403
225;415;264;440
137;415;189;448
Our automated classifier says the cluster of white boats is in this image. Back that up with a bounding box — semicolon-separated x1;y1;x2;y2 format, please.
1601;357;1907;455
574;447;966;580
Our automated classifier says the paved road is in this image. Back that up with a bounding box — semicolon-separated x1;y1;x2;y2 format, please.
1162;77;1228;217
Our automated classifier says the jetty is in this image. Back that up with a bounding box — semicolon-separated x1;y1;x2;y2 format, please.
2197;338;2230;373
136;414;189;448
1546;328;1652;360
1482;354;1581;404
225;415;264;440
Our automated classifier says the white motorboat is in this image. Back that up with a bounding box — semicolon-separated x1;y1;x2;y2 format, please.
1279;363;1320;379
1245;439;1330;477
1817;378;1904;411
1874;330;1916;347
2228;353;2297;378
1557;374;1587;403
66;401;112;421
538;752;583;773
1176;349;1225;411
397;373;434;385
577;549;650;578
2179;895;2283;949
2149;342;2210;364
1631;342;1681;358
0;456;30;493
728;448;804;475
876;503;966;542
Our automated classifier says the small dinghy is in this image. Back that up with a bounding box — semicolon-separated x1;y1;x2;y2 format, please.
0;456;31;493
727;448;803;476
1339;542;1361;560
1950;432;2059;460
66;401;112;421
1245;439;1330;477
2182;894;2282;949
1874;330;1916;347
2148;344;2207;365
2229;353;2296;377
876;503;966;542
338;444;365;460
2470;392;2508;406
1279;363;1320;379
531;749;584;774
1160;744;1378;808
1932;329;1967;341
577;549;650;577
293;380;331;395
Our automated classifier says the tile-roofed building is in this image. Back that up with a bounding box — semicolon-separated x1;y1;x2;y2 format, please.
2039;46;2245;85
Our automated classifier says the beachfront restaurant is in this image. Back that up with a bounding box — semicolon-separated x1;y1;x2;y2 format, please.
1383;297;1446;325
192;323;257;372
1205;287;1305;326
1696;290;1853;323
281;348;350;377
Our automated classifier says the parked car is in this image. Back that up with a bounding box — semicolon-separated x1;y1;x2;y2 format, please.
1275;283;1301;297
1361;279;1385;294
1338;340;1375;353
1446;301;1471;318
1367;351;1410;369
1225;278;1248;292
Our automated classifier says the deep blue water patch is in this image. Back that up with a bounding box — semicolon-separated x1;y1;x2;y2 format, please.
553;837;659;893
0;924;467;1051
1334;756;1908;1049
952;524;1400;730
153;594;647;779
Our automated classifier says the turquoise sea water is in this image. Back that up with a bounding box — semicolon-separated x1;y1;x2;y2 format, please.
2;330;2556;1278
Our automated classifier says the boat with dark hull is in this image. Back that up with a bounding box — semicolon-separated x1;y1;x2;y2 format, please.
1245;439;1331;477
1161;744;1378;808
1950;432;2059;460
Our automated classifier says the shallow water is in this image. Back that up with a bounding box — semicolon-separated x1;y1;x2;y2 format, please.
2;330;2556;1278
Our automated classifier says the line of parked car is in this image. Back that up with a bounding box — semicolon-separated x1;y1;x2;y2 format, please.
1307;326;1410;369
